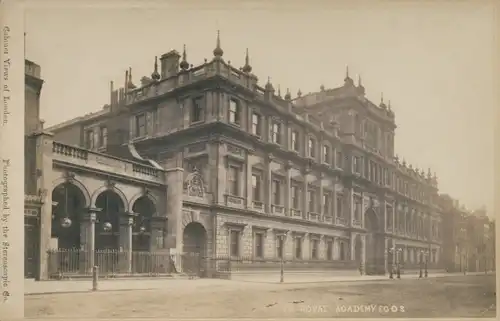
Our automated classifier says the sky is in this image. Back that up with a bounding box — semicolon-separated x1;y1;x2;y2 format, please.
24;1;496;216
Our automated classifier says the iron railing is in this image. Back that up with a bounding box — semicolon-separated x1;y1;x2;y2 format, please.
47;249;188;279
211;256;359;274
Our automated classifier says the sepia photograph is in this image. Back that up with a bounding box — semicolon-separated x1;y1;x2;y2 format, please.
3;0;498;319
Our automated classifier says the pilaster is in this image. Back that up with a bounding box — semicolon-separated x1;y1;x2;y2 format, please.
245;151;252;208
284;162;292;216
216;142;226;205
164;167;184;267
32;131;54;280
318;173;324;219
302;174;309;219
265;154;273;213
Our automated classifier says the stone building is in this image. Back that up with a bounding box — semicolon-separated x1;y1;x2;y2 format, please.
26;33;449;279
440;194;495;273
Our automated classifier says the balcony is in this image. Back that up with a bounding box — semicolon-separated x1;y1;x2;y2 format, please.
309;212;320;221
52;142;164;184
352;219;362;228
225;194;245;208
336;217;347;226
290;208;302;218
252;201;264;212
271;204;285;216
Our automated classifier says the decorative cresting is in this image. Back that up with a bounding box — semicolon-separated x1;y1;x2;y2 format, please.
183;167;205;198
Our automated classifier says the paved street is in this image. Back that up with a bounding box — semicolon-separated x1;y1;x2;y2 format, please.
25;274;495;318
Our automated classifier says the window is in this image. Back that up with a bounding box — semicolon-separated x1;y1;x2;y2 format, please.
353;156;361;174
339;242;346;260
386;206;393;229
271;122;281;144
291;130;299;152
191;97;204;122
277;236;284;258
291;185;300;209
85;130;94;149
311;239;319;259
272;179;281;205
252;174;261;201
228;166;239;195
251;113;261;136
100;126;107;147
336;151;343;169
308;190;315;212
323;193;330;215
354;196;362;221
136;113;147;137
294;238;302;259
327;241;333;260
229;99;240;125
308;138;315;158
254;233;264;258
322;144;330;163
230;230;240;257
336;196;343;217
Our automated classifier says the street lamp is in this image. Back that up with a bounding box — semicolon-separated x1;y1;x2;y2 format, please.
61;217;72;228
396;248;402;279
419;250;424;278
102;222;112;232
424;250;429;278
388;247;395;279
279;235;285;283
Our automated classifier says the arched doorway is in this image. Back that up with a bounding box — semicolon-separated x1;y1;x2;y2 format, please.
182;222;207;276
51;182;86;249
364;208;384;275
131;196;156;251
95;190;124;250
183;222;207;255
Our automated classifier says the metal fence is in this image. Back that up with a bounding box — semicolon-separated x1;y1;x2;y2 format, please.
211;256;360;276
47;249;188;279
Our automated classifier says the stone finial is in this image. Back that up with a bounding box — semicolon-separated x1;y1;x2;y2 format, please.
242;48;252;73
180;44;189;71
213;30;224;58
151;56;160;81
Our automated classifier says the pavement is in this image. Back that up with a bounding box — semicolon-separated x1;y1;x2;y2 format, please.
25;270;491;295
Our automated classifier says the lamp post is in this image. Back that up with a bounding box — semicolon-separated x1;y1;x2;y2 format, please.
424;250;429;278
396;248;402;279
388;247;395;279
279;235;284;283
419;250;423;278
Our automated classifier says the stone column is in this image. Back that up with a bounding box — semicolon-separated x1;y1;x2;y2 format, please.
245;151;253;209
284;163;292;216
165;167;184;271
79;210;98;274
302;173;309;219
392;203;395;234
350;233;356;260
318;174;324;219
349;187;354;227
333;183;338;219
265;154;273;213
215;143;226;205
119;213;134;273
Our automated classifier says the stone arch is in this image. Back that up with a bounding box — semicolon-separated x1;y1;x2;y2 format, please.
90;184;129;213
52;176;91;208
51;180;88;249
181;209;207;230
364;207;379;232
128;191;158;215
